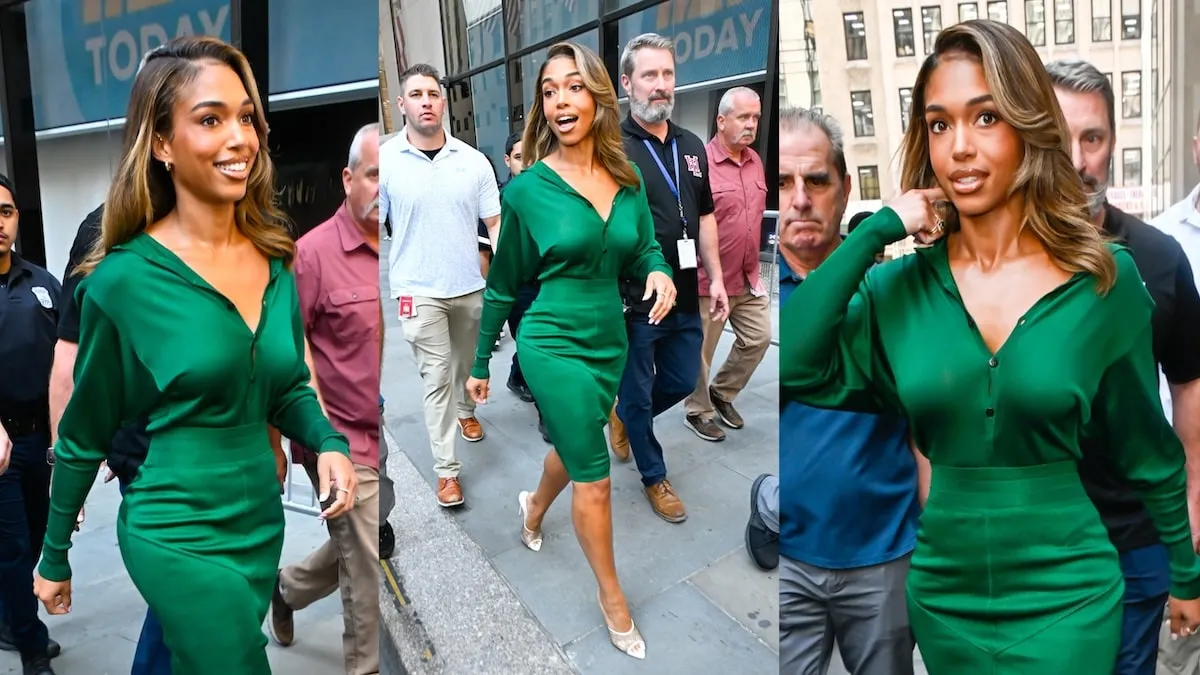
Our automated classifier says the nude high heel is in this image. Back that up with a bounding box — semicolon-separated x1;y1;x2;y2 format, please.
517;491;542;552
597;591;646;660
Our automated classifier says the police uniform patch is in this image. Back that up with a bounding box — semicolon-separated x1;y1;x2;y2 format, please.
31;286;53;309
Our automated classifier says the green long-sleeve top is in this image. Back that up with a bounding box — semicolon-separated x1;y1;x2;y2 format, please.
780;207;1200;600
39;233;349;582
471;161;672;378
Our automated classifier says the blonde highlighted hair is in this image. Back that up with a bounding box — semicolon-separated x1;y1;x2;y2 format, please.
77;36;292;276
522;41;640;189
898;20;1116;292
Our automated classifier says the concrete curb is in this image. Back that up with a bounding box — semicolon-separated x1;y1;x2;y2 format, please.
379;424;578;675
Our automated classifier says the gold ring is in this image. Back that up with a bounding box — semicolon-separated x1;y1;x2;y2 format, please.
930;216;945;234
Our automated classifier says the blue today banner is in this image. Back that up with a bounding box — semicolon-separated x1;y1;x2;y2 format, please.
23;0;377;131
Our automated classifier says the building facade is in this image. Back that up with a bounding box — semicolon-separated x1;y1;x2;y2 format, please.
6;0;380;277
393;0;779;250
781;0;1163;223
1150;0;1199;215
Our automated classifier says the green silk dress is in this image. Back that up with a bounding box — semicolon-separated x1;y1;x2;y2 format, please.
471;161;671;482
39;233;350;675
780;208;1200;673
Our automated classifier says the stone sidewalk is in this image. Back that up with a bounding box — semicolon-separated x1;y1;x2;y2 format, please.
380;265;779;672
0;469;349;674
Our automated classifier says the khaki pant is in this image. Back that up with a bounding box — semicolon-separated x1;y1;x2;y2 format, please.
684;291;772;419
280;460;380;675
398;292;482;477
1159;603;1200;674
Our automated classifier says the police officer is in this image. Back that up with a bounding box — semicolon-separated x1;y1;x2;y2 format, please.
0;174;59;675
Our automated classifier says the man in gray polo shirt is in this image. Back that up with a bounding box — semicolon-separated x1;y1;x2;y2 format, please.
381;63;501;508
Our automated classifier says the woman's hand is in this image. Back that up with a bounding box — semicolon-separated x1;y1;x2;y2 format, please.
34;572;71;615
466;377;490;405
1168;596;1200;639
316;451;358;521
888;188;949;244
643;271;677;325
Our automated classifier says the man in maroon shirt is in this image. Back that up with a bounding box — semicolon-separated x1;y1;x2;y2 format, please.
268;123;382;675
684;87;771;441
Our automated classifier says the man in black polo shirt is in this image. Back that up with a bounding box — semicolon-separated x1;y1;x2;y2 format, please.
1049;60;1200;675
0;174;60;675
47;204;172;675
614;32;729;523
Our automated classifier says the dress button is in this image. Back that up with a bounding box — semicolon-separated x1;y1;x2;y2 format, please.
1018;318;1026;325
985;407;995;417
352;293;358;299
988;357;998;368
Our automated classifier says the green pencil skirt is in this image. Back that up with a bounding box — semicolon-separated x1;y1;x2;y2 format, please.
117;423;285;675
908;461;1125;674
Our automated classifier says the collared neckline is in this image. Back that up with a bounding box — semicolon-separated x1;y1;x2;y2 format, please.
117;231;283;292
395;125;455;159
1;252;33;282
622;114;683;145
332;203;377;254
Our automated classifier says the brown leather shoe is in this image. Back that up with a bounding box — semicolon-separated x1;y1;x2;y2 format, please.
644;479;687;523
267;573;294;646
608;404;631;461
710;388;745;429
458;417;484;442
437;477;465;507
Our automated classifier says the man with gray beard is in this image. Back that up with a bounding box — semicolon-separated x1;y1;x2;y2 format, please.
1049;59;1200;675
613;33;729;523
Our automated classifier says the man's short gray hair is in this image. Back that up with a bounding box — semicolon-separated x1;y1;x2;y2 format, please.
779;106;848;181
620;33;675;79
1045;59;1116;134
348;123;379;170
718;87;760;116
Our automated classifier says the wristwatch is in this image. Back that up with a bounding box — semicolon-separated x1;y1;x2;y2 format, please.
46;446;56;466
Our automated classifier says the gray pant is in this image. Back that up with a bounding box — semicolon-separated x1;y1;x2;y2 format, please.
779;554;914;675
379;407;396;520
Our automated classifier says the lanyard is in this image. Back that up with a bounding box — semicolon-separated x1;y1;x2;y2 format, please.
642;138;688;239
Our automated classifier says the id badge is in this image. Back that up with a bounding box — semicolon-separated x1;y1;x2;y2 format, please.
398;296;415;319
676;238;698;270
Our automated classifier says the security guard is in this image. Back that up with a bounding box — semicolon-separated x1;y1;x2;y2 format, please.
0;174;60;675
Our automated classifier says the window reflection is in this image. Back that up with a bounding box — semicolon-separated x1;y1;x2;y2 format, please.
514;30;600;126
450;65;511;176
504;0;598;51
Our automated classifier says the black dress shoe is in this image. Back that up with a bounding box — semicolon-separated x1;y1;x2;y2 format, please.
380;521;396;559
0;624;60;659
507;375;534;403
21;653;55;675
746;474;780;571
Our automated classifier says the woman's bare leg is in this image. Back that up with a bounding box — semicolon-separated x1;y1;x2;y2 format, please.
572;478;631;629
525;448;570;530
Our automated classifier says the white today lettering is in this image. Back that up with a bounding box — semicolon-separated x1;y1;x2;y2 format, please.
672;9;763;65
83;7;230;85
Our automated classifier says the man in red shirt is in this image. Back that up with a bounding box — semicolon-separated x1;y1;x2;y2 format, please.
268;123;382;674
684;87;771;441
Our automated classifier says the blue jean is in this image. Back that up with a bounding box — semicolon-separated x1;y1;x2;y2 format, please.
616;310;703;487
1116;543;1170;675
0;432;51;657
118;479;172;675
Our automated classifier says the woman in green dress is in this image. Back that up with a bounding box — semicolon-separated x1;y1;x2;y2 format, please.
464;42;675;660
780;20;1200;673
31;37;358;675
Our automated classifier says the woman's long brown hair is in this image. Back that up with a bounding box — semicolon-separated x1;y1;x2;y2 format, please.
77;35;292;276
898;20;1117;293
522;41;640;189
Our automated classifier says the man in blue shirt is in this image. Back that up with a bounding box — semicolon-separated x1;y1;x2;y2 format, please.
756;107;923;675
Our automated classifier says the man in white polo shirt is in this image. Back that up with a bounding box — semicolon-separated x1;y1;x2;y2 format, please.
381;63;501;508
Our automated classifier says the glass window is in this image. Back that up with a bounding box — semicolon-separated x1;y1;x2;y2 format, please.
514;31;601;128
851;90;875;137
921;6;942;54
859;166;881;200
450;0;505;72
1123;148;1142;184
988;1;1008;23
1054;0;1074;43
505;0;599;51
959;2;980;21
844;12;868;61
1121;70;1141;118
1025;1;1046;46
1092;0;1111;41
1120;0;1140;39
899;87;913;132
449;64;511;174
617;0;771;88
893;9;916;57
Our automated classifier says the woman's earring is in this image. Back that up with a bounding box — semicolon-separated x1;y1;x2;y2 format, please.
164;160;173;172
